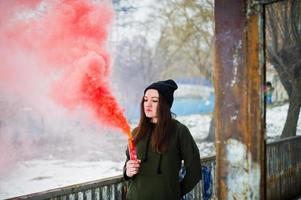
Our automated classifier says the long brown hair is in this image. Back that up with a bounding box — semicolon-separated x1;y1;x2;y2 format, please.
134;93;176;153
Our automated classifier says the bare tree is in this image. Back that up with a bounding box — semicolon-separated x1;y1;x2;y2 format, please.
266;0;301;138
156;0;214;79
111;0;215;126
154;0;215;142
111;1;177;121
113;35;164;120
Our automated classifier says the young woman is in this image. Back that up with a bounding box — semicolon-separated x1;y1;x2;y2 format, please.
123;79;201;200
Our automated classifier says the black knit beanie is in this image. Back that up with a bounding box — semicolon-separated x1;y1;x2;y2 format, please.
144;79;178;108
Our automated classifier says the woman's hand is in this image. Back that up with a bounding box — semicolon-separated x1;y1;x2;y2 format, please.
126;159;141;177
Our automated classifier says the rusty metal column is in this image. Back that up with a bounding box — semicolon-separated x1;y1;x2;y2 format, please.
214;1;265;199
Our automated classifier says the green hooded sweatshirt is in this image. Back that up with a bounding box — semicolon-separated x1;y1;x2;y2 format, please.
123;120;201;200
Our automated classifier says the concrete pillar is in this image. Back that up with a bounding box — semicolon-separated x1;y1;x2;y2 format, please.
214;1;266;199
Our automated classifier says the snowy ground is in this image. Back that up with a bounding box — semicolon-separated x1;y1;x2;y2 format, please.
0;103;300;199
266;103;301;140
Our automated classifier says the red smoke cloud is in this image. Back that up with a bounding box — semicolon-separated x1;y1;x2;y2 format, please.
0;0;130;136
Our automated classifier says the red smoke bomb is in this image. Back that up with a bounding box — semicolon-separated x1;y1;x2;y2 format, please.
121;123;137;160
128;136;137;160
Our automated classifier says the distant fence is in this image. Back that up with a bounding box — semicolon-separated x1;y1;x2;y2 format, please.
8;136;301;200
266;135;301;200
9;156;216;200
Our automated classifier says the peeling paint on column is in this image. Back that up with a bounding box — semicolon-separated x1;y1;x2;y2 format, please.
230;40;242;87
230;115;237;122
230;110;238;122
226;139;260;200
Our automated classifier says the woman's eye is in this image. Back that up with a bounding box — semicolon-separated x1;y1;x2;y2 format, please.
152;100;158;103
143;99;148;102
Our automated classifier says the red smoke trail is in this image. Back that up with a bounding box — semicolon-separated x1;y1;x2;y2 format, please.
0;0;131;136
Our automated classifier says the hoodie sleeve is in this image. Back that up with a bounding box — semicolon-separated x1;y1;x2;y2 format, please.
179;124;202;196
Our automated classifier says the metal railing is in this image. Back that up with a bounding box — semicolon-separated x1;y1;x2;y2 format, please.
9;156;216;200
10;175;126;200
9;136;301;200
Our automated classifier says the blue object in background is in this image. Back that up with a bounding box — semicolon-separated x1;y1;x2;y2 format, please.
171;92;214;116
180;164;213;200
127;92;215;122
266;93;272;104
202;165;213;200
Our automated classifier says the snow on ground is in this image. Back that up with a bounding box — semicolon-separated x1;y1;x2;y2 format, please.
0;103;300;199
0;160;123;199
266;103;301;139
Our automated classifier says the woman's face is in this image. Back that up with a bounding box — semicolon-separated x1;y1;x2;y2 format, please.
144;89;159;123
